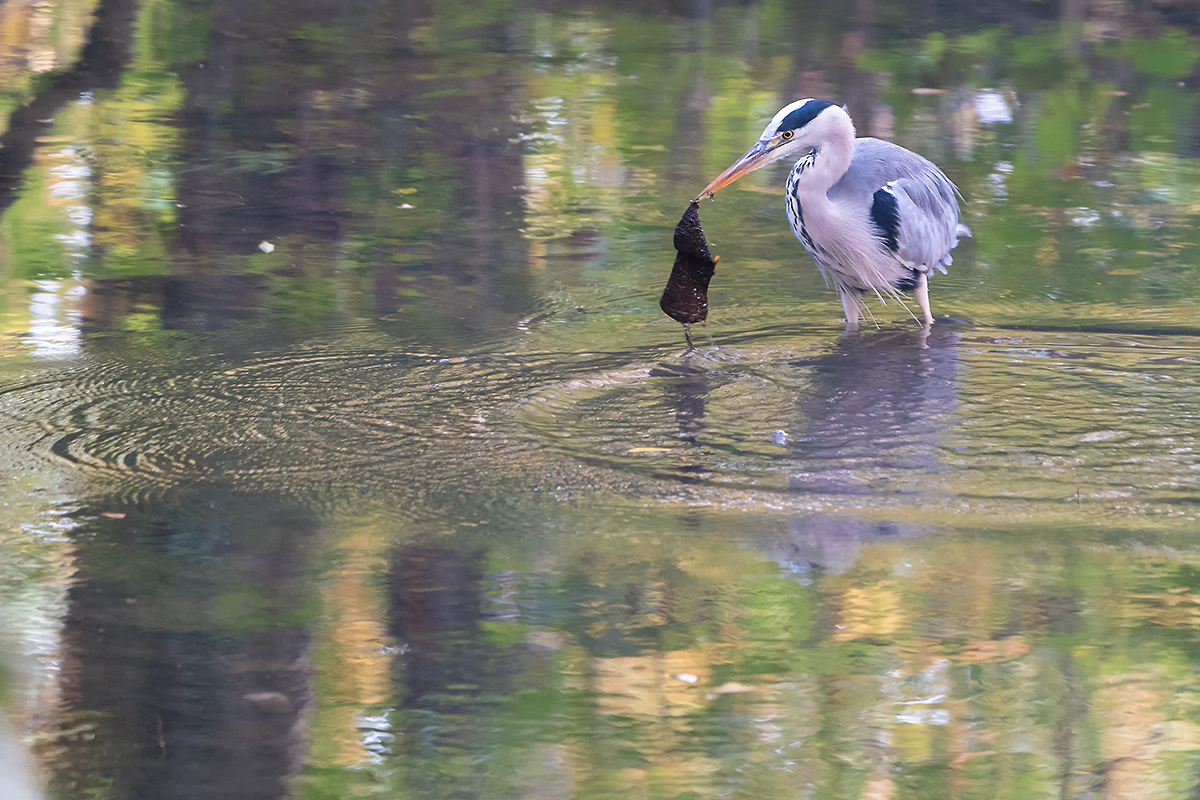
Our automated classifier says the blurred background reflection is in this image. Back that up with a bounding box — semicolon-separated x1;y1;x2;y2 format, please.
1;0;1199;798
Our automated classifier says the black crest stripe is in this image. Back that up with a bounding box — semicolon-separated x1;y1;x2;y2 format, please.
778;99;834;132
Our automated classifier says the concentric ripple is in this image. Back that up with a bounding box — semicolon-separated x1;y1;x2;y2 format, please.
2;322;1198;527
517;322;1200;525
517;325;962;496
0;347;558;502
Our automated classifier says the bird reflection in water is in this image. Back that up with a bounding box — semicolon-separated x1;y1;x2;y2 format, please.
657;324;962;572
791;325;961;486
782;323;962;573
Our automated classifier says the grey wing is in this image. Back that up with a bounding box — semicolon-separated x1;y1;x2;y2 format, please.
831;137;971;274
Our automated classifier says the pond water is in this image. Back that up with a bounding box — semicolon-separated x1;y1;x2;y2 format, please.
1;0;1200;798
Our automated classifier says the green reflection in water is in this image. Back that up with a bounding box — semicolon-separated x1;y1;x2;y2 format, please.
0;1;1199;799
298;509;1200;800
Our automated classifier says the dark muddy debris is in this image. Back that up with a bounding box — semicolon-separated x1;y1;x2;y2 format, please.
660;201;718;327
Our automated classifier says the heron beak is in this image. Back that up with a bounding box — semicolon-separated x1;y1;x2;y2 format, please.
695;141;774;201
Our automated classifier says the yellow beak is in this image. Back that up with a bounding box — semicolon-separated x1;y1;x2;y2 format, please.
695;141;774;201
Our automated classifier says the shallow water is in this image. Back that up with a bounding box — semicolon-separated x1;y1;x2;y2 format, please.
2;1;1200;798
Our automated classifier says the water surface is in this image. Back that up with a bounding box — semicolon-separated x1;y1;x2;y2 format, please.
1;1;1200;798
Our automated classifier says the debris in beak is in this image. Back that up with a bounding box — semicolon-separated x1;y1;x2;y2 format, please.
660;201;719;342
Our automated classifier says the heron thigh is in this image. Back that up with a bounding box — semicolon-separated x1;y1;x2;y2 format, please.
840;290;862;329
914;272;932;326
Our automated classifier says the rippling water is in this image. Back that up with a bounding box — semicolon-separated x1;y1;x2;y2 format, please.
5;317;1194;530
2;1;1200;798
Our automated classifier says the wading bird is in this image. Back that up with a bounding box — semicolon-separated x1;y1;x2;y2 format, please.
697;99;970;328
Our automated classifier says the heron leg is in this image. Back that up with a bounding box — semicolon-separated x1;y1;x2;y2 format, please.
914;271;933;326
840;290;861;330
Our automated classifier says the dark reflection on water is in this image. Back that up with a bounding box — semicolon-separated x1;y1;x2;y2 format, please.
390;546;487;708
0;0;138;216
3;0;1200;797
39;495;317;800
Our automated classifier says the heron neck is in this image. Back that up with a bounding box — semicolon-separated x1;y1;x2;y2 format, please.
796;130;854;202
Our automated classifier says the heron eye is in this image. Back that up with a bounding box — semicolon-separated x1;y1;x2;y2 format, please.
780;130;794;140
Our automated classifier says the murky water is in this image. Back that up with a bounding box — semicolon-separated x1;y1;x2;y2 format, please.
2;1;1200;798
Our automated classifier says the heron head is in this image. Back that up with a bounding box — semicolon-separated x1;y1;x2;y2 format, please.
696;99;851;200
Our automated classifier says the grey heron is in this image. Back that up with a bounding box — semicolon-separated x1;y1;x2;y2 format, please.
697;99;970;328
